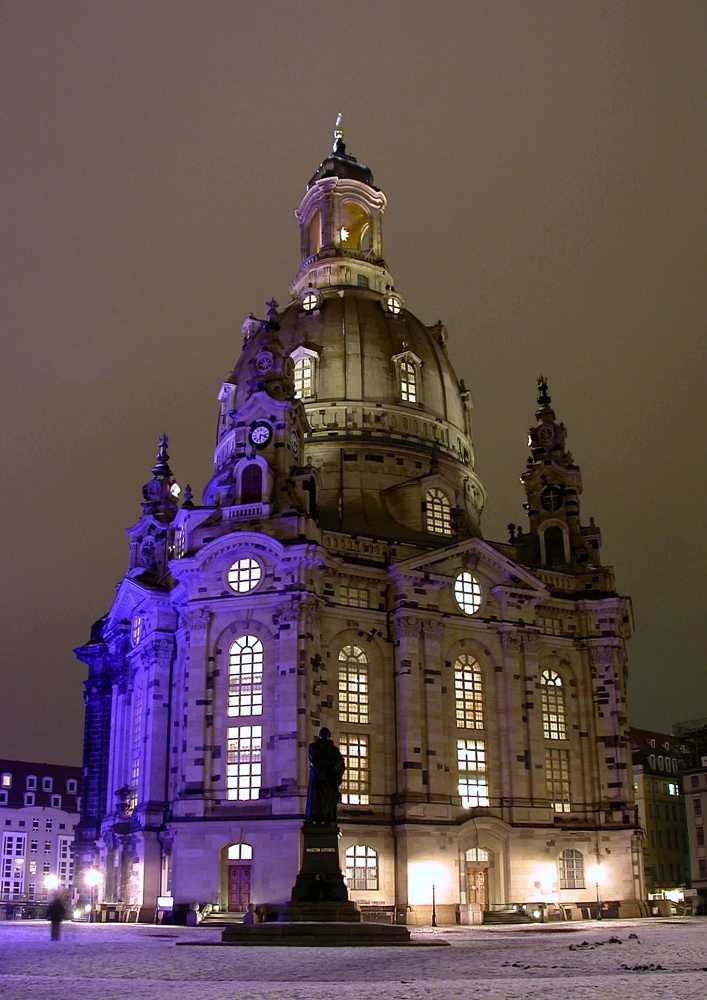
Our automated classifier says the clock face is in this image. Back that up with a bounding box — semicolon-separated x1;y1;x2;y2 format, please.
541;485;563;512
255;352;273;373
250;423;272;447
289;431;300;457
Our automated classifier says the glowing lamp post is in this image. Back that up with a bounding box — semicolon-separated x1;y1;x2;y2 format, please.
587;863;604;919
44;873;60;894
84;868;102;922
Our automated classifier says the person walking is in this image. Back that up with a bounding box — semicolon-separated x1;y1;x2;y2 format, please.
46;892;67;941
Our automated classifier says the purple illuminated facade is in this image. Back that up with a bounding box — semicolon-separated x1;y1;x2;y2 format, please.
75;128;644;923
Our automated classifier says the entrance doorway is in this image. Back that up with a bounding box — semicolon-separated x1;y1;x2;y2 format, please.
465;847;490;909
225;843;253;912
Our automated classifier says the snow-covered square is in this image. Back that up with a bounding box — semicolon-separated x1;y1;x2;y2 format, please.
1;917;706;1000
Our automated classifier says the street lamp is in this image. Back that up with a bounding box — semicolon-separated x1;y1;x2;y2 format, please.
587;863;604;920
431;884;437;927
44;874;60;893
84;868;102;923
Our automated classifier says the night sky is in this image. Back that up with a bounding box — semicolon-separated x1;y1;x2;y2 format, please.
2;1;705;764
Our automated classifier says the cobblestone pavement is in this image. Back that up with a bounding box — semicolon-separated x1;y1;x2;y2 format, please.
1;917;706;999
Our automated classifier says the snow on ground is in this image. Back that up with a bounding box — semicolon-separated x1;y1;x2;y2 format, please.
0;917;706;1000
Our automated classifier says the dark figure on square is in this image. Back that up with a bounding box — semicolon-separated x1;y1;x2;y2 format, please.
305;727;345;824
46;894;67;941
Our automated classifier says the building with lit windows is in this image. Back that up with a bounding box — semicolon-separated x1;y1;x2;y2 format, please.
673;719;707;912
0;759;80;917
75;126;643;923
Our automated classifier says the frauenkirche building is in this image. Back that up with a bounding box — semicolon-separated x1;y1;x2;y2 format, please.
75;125;644;923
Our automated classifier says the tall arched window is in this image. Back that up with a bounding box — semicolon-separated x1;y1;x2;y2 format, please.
540;669;566;740
558;848;584;889
399;358;417;402
228;636;263;717
455;654;484;729
544;526;566;566
293;355;314;399
338;645;369;724
241;464;263;504
345;844;378;890
128;682;144;814
425;488;452;535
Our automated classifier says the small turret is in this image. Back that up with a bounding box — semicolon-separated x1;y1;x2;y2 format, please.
141;435;179;522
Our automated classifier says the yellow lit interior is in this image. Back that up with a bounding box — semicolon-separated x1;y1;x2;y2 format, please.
339;202;370;250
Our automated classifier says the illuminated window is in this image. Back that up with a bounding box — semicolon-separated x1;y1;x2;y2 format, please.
465;847;489;863
340;586;369;608
455;655;484;729
227;557;262;594
386;294;402;315
340;734;369;805
226;725;262;801
1;774;11;789
227;843;253;861
0;833;26;900
345;844;378;890
454;572;482;615
558;849;584;889
540;670;567;740
457;739;489;808
128;683;144;813
399;358;417;402
228;635;263;717
293;356;314;399
338;646;369;725
545;748;571;812
131;615;142;648
425;488;453;536
668;782;679;796
174;526;186;559
57;837;73;887
302;290;319;313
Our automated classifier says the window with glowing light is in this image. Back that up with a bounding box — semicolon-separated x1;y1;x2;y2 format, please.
1;773;11;789
457;739;489;808
386;295;402;315
540;669;567;740
57;836;73;887
454;572;482;615
465;847;489;863
227;843;253;861
455;655;484;730
345;844;378;890
128;683;144;813
174;526;186;559
558;848;584;889
131;615;142;648
340;734;369;805
399;358;417;402
545;747;571;812
227;557;262;594
340;586;369;608
293;355;314;399
425;488;453;536
338;646;369;725
1;833;26;900
228;635;263;718
302;291;319;313
226;725;262;801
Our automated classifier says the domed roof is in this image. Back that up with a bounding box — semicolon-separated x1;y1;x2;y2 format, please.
231;289;467;437
307;137;376;190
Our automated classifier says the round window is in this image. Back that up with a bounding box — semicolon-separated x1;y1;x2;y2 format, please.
302;291;319;313
454;572;482;615
227;557;262;594
385;294;402;315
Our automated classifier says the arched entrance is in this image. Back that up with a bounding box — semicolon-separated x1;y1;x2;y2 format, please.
225;843;252;912
465;847;490;909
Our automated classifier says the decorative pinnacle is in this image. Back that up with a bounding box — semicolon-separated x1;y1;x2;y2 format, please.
151;434;173;479
182;483;194;508
265;298;280;327
332;112;344;152
537;374;552;406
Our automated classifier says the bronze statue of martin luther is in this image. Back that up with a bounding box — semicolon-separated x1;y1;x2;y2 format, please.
305;727;345;824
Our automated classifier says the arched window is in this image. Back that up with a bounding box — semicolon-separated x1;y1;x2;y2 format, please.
345;844;378;890
227;843;253;861
399;358;417;402
425;488;453;536
228;636;263;717
558;848;584;889
455;654;484;729
293;355;314;399
241;463;263;504
338;645;369;724
544;525;566;566
540;669;566;740
307;209;321;255
465;847;489;863
128;682;144;814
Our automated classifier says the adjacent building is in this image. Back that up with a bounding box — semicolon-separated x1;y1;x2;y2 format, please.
673;719;707;910
0;759;81;916
630;729;691;898
75;126;643;923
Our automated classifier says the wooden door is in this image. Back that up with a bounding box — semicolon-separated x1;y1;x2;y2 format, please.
228;863;251;911
467;865;489;908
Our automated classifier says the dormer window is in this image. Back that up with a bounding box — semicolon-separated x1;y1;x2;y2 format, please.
291;346;319;400
400;359;417;402
425;488;453;536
